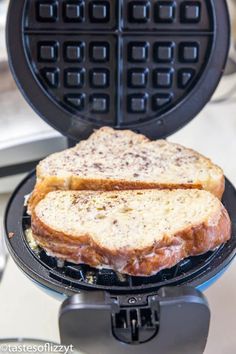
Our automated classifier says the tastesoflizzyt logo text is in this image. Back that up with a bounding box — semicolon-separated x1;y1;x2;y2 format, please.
0;343;74;354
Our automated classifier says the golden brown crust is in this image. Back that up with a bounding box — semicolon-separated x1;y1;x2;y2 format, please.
28;176;203;213
28;174;225;213
27;128;225;213
31;205;231;276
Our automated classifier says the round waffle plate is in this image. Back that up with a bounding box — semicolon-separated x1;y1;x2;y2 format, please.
4;172;236;296
7;0;229;140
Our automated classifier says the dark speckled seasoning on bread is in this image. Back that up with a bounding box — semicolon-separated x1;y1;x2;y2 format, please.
31;189;231;276
28;127;225;212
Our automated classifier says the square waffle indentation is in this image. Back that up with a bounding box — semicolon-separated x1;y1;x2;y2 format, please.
128;94;147;113
129;1;150;23
153;68;173;88
179;42;199;63
154;42;175;63
64;0;84;22
181;1;201;23
90;42;110;62
128;42;149;62
38;41;58;62
90;69;110;88
155;1;176;23
37;1;58;22
91;94;110;112
128;69;148;88
89;1;110;23
64;42;85;62
65;68;85;88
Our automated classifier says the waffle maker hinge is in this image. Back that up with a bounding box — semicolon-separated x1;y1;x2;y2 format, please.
59;286;210;354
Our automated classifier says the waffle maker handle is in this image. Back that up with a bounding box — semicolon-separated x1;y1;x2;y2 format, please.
59;286;210;354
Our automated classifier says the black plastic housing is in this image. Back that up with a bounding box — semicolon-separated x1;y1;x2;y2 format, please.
59;287;210;354
7;0;230;141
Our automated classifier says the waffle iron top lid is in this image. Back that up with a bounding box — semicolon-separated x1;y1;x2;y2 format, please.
7;0;229;141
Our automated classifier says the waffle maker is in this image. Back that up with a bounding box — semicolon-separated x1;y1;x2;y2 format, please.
4;1;236;353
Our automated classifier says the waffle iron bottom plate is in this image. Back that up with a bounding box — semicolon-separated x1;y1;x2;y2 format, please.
4;171;236;296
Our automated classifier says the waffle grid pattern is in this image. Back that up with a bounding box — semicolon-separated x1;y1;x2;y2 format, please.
24;0;213;125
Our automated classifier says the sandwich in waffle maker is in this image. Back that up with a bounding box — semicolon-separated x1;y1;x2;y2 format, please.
4;1;236;353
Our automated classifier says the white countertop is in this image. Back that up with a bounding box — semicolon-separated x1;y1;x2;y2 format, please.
0;95;236;353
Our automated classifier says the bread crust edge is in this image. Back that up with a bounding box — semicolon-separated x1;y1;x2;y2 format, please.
29;174;226;214
31;204;231;276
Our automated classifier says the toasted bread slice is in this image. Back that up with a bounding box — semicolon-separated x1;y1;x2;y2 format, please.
28;127;224;211
31;189;231;276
